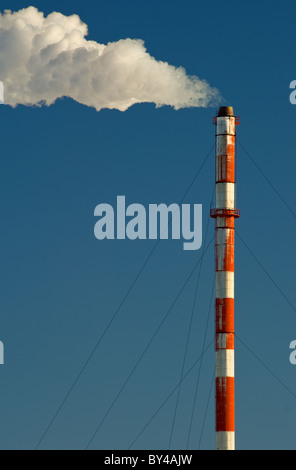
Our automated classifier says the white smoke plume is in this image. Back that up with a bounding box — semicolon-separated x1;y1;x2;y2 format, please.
0;7;221;111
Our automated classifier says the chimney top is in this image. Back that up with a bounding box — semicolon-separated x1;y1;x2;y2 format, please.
217;106;234;117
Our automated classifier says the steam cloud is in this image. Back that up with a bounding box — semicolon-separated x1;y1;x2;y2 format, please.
0;7;220;111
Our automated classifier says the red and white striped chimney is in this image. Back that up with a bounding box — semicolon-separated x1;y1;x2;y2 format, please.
211;106;240;451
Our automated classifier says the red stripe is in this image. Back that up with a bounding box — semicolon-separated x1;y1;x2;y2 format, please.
215;229;235;246
216;298;234;332
216;377;235;432
216;135;235;183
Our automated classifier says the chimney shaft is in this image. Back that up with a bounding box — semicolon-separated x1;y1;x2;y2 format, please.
211;106;240;450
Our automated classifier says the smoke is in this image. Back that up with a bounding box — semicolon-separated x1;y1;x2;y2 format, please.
0;7;221;111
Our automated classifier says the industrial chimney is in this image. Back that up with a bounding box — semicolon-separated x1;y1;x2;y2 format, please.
211;106;240;450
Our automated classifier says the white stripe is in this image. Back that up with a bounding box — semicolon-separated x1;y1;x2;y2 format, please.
216;217;232;228
216;350;235;377
216;431;235;450
216;183;235;209
216;228;233;271
216;271;234;298
216;116;235;135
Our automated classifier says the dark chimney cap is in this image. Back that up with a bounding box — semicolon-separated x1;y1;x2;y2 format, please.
217;106;234;117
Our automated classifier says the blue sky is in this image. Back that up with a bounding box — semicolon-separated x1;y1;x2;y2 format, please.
0;0;296;450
